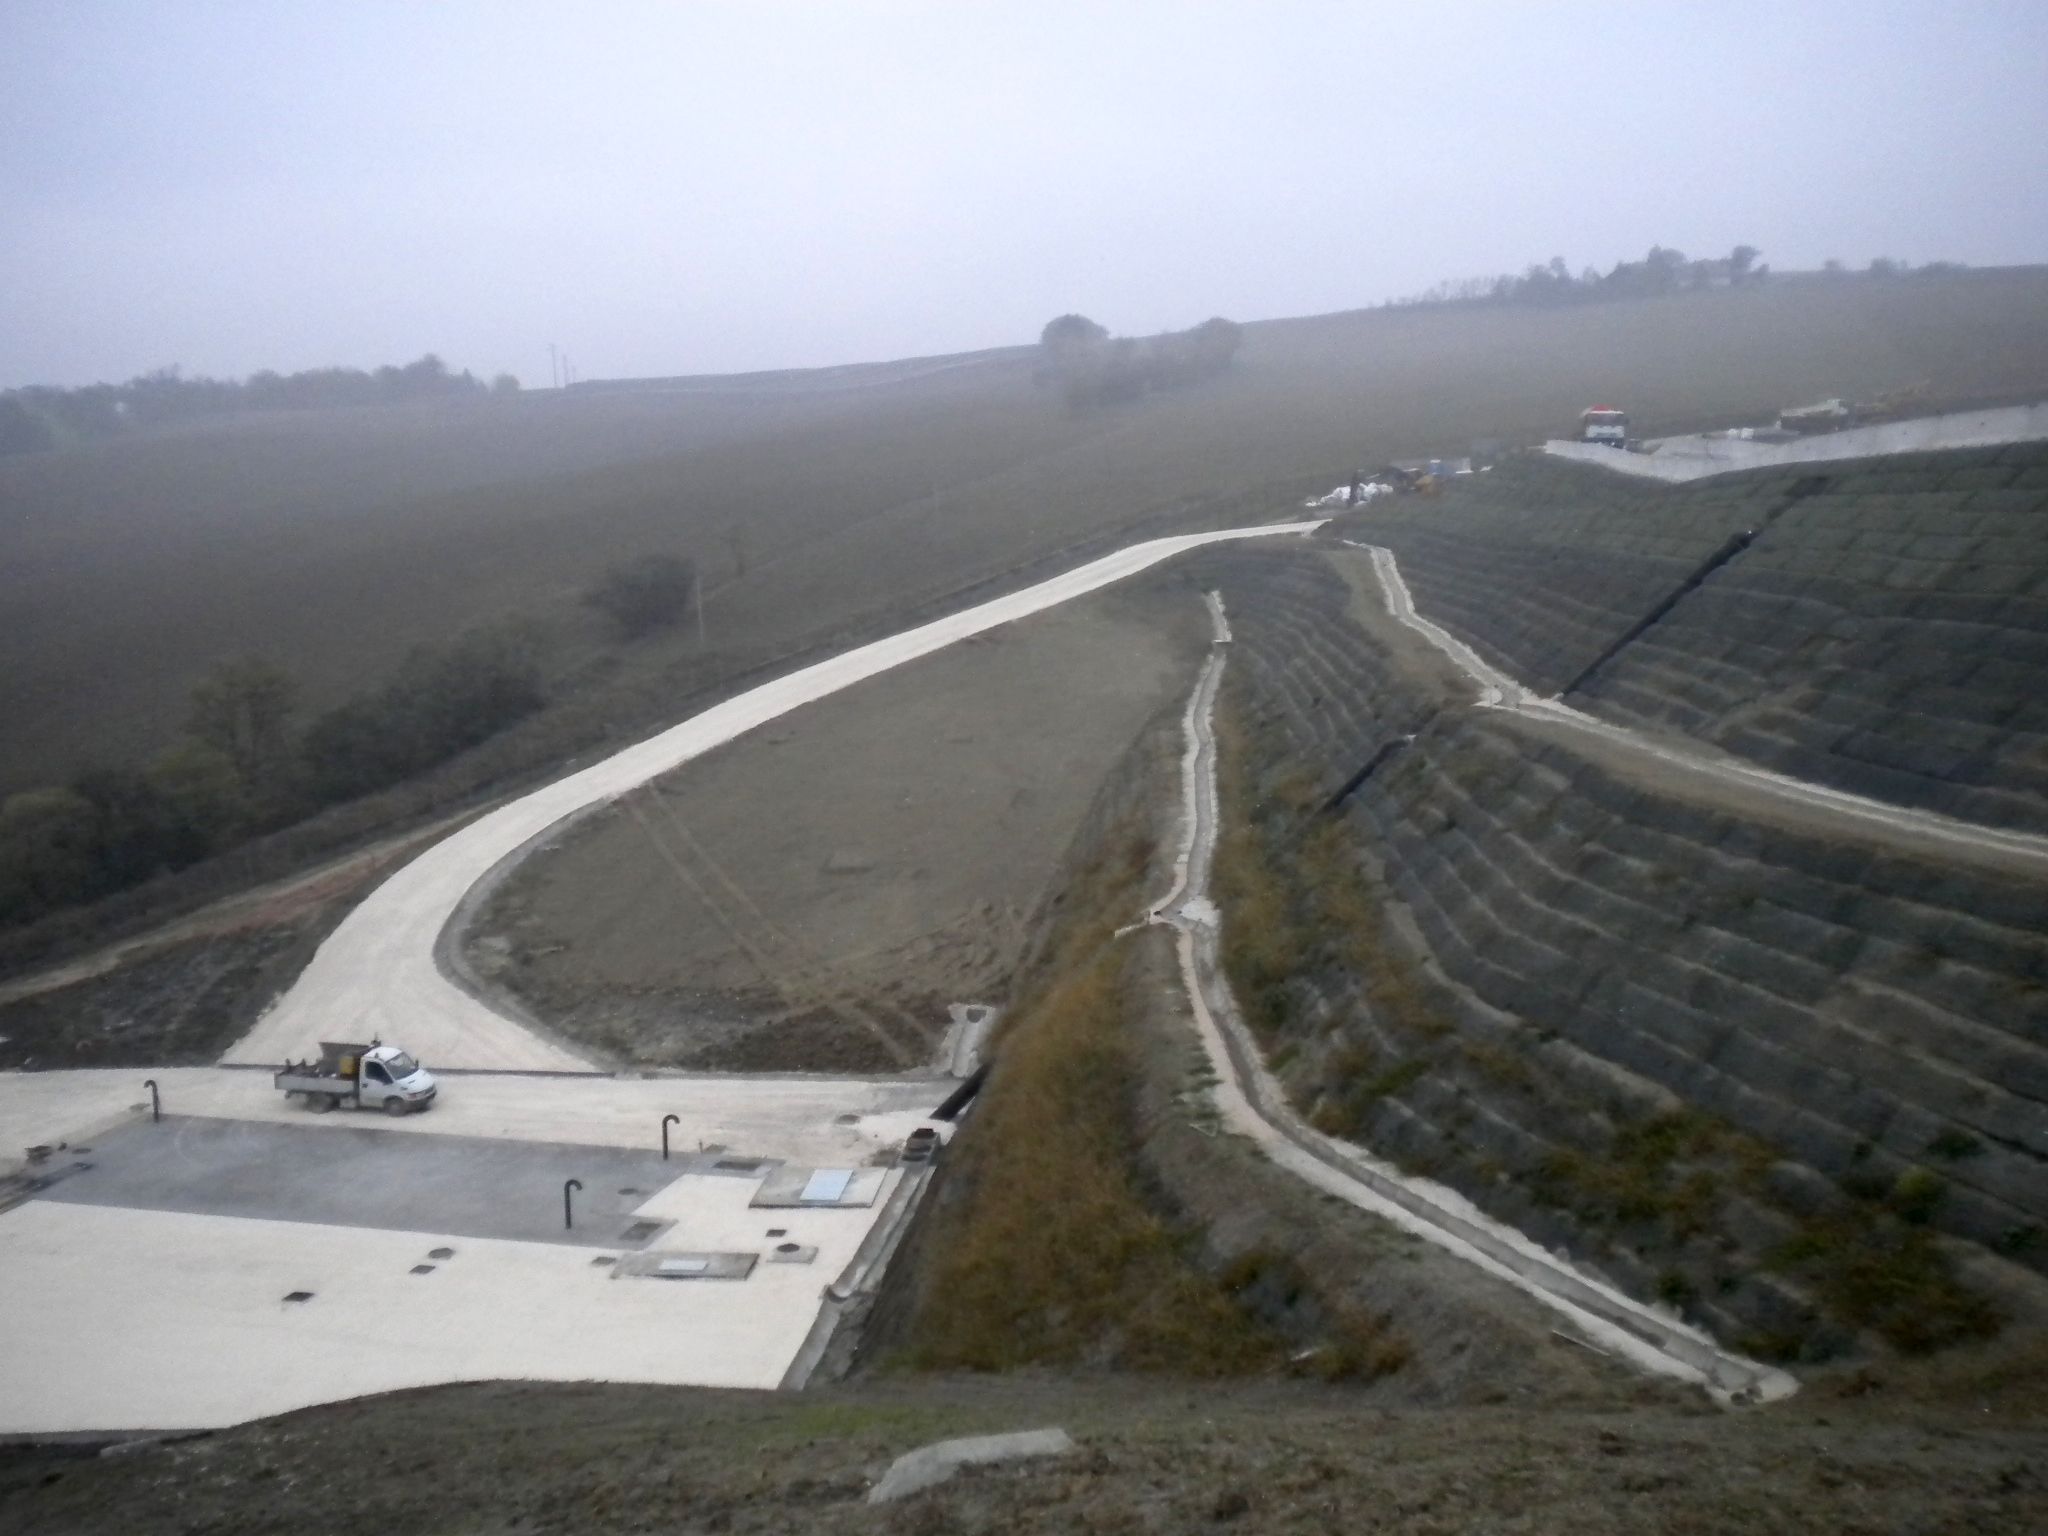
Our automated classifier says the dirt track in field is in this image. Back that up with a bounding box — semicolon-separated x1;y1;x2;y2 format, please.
468;580;1214;1072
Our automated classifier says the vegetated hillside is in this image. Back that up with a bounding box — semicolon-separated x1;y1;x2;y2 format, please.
5;266;2047;804
1355;444;2048;833
1180;447;2048;1367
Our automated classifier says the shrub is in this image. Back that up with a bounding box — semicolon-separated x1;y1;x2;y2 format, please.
301;622;546;803
584;554;697;640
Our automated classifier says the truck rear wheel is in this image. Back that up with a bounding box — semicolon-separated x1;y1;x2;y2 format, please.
306;1094;335;1113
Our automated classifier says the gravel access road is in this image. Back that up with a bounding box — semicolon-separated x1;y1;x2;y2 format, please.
226;522;1324;1072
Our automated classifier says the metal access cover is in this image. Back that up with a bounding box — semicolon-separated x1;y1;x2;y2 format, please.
613;1250;758;1281
801;1169;852;1203
750;1166;886;1208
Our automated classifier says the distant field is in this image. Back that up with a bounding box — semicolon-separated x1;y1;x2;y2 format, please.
5;267;2047;795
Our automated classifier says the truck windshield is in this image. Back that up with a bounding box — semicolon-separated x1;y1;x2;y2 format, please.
384;1051;419;1078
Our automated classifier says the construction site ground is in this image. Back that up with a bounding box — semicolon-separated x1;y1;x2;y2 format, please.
470;580;1212;1073
6;1370;2044;1536
0;1067;948;1431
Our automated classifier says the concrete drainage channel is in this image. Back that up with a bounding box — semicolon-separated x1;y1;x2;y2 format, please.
1151;592;1796;1406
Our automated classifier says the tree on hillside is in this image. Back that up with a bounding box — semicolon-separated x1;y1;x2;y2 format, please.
1039;313;1108;352
0;787;99;924
0;397;54;456
300;622;546;803
186;657;299;808
584;555;697;640
1189;316;1243;370
1730;245;1761;282
491;373;521;396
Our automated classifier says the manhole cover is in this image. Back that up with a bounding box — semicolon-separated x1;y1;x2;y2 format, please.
776;1242;801;1253
410;1264;436;1276
590;1255;616;1267
712;1158;764;1174
618;1188;643;1198
765;1228;787;1238
833;1114;860;1126
428;1247;455;1260
619;1220;664;1243
282;1291;314;1304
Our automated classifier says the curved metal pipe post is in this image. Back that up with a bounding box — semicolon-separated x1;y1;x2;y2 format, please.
661;1114;680;1160
563;1178;583;1230
143;1079;161;1123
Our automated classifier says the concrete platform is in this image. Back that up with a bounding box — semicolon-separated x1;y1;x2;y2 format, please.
36;1116;689;1249
1;1066;945;1176
0;1067;943;1432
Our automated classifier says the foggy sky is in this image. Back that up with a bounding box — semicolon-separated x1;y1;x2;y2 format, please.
6;1;2047;391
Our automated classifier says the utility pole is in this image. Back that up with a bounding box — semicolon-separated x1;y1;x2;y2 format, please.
548;343;559;390
693;567;707;649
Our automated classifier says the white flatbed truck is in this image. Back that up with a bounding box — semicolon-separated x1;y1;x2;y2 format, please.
276;1041;439;1116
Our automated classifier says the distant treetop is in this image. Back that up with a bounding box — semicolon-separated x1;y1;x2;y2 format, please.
1035;313;1242;412
1040;314;1110;350
0;353;519;457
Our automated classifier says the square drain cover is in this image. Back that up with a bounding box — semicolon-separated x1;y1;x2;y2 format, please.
613;1251;758;1281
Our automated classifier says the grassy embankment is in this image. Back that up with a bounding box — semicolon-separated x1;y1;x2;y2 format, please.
903;820;1407;1380
1209;687;2002;1362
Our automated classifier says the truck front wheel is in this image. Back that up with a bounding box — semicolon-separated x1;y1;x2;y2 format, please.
383;1096;411;1117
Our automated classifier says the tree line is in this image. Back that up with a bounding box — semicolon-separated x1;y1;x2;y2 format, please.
0;353;521;457
1388;245;1973;312
0;551;697;931
1036;313;1244;410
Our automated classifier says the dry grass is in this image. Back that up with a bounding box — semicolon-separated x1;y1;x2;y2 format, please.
904;831;1286;1375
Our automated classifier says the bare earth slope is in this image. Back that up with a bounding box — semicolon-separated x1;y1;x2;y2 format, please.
471;581;1211;1071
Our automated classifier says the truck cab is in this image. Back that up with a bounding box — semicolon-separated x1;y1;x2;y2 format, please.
277;1041;438;1115
1579;406;1629;447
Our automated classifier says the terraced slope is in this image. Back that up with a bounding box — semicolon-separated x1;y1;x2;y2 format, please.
1341;442;2048;834
1185;540;2048;1364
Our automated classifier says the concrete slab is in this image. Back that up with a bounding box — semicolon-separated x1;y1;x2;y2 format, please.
614;1250;758;1280
751;1165;887;1208
1;1067;950;1176
0;1199;865;1431
34;1116;687;1249
0;1068;927;1431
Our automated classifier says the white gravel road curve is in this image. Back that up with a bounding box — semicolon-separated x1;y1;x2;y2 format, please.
226;521;1324;1071
1350;541;2048;880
